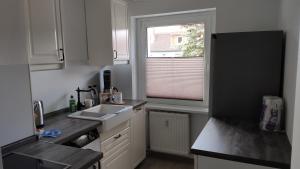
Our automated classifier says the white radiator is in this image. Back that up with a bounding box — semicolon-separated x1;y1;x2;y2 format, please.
149;111;190;155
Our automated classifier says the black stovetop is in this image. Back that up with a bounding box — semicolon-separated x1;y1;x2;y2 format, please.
3;153;71;169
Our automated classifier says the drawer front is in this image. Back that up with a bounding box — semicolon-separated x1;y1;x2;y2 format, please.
101;143;130;169
101;128;130;156
100;121;129;142
102;135;129;159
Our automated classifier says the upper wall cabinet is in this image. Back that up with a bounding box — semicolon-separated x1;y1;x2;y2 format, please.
85;0;129;66
111;0;129;64
25;0;65;71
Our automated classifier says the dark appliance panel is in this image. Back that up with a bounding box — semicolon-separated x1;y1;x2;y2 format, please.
209;31;284;122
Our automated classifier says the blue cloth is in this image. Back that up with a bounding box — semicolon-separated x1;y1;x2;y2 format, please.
41;129;62;138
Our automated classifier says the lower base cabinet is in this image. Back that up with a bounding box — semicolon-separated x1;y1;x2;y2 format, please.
100;121;131;169
149;111;190;156
101;145;131;169
195;156;279;169
99;105;146;169
131;106;146;168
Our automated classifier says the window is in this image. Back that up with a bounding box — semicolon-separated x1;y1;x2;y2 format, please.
146;24;205;101
134;9;215;106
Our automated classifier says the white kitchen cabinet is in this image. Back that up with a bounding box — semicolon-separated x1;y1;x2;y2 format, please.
111;0;129;64
85;0;129;66
195;156;278;169
100;121;131;169
85;0;114;67
24;0;64;71
149;111;190;156
131;106;146;168
102;145;131;169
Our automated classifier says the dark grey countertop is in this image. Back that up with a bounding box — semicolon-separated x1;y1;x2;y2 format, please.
122;99;147;109
41;111;102;144
13;141;101;169
191;118;291;169
18;99;146;169
2;136;102;169
40;99;146;144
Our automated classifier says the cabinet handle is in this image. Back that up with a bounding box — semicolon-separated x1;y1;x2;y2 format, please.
113;50;118;59
114;134;121;139
59;48;65;61
165;120;169;127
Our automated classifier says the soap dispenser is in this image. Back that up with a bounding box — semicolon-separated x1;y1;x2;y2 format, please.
69;95;76;112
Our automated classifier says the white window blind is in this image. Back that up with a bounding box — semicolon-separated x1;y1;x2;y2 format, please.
146;57;204;101
146;24;205;101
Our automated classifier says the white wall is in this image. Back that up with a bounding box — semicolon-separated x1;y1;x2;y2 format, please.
30;0;100;113
0;0;34;147
0;65;34;146
291;46;300;168
126;0;281;140
290;12;300;169
197;156;278;169
128;0;280;33
278;0;300;142
126;0;281;97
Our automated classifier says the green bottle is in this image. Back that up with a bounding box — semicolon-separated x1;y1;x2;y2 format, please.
69;95;76;112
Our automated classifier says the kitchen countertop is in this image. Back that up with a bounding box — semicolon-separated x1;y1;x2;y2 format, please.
13;141;101;169
2;136;102;169
41;99;146;144
191;118;291;169
1;99;147;169
16;99;146;169
41;110;102;144
122;99;147;109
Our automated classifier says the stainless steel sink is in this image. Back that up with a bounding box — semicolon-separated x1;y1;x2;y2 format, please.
68;104;133;132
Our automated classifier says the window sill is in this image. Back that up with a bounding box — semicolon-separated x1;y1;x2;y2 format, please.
145;103;209;115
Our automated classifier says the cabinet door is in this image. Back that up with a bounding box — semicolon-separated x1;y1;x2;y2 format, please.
149;111;190;155
131;106;146;168
102;146;131;169
149;111;173;152
85;0;114;66
196;156;278;169
111;0;129;62
25;0;64;65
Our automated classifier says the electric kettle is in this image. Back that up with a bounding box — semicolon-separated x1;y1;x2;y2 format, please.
34;100;45;129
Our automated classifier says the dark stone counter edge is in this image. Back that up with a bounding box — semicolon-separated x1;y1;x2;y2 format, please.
132;100;147;109
77;153;102;169
1;135;38;156
190;149;290;169
1;136;103;169
44;122;102;144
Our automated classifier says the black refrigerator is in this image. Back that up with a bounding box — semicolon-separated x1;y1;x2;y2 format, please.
209;31;284;122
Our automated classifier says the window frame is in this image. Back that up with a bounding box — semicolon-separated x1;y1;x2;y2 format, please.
132;9;216;108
